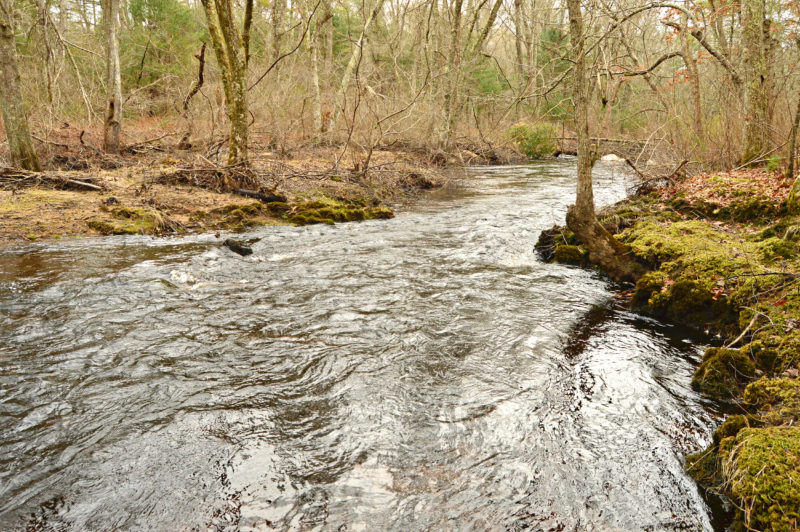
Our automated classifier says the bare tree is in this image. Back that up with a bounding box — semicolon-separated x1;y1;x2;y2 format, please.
102;0;122;153
564;0;641;282
740;0;770;164
0;0;41;171
201;0;254;165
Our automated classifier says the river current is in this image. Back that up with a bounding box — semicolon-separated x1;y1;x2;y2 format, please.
1;161;725;531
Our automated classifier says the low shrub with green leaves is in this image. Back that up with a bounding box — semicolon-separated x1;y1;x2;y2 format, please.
507;123;558;159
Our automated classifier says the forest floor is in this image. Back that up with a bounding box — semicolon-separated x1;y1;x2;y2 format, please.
0;139;520;245
538;167;800;531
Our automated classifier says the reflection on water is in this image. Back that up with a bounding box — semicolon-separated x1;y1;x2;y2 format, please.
1;161;724;530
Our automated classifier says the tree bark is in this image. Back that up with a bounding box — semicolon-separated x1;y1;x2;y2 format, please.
102;0;122;153
0;0;41;171
271;0;285;60
786;94;800;212
441;0;463;150
310;29;323;134
564;0;642;283
201;0;252;165
679;15;703;139
740;0;770;164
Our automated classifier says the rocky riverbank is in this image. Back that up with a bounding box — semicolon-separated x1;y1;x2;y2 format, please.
537;168;800;531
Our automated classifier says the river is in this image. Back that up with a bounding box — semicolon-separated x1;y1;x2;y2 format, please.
1;161;726;531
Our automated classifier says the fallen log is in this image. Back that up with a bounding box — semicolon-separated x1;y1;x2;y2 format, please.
0;167;104;191
235;188;287;203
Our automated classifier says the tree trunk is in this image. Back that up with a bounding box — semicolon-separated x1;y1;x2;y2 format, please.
0;0;41;171
564;0;642;283
271;0;285;60
200;0;252;165
679;15;703;139
786;94;800;212
740;0;770;164
440;0;463;150
102;0;122;153
513;0;524;120
310;31;323;134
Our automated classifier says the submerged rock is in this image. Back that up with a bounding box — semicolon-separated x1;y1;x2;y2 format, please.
223;238;253;256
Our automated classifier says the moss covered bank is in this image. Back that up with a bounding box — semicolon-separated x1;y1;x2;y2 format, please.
537;170;800;531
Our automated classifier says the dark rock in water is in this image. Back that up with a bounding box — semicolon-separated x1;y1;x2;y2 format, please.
223;238;253;256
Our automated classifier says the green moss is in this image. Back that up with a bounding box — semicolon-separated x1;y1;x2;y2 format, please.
783;224;800;242
211;202;265;220
287;199;394;226
552;245;586;265
757;237;797;263
725;198;785;223
366;206;394;219
691;347;756;399
744;377;800;426
87;206;166;235
631;271;666;309
747;332;800;375
758;218;798;241
725;427;800;531
714;415;750;445
669;196;785;223
86;220;116;234
265;202;290;216
620;220;755;276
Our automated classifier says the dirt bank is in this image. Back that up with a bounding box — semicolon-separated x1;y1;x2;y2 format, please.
0;143;499;245
537;168;800;531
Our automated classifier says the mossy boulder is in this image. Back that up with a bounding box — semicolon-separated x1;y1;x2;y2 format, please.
671;197;784;223
553;245;588;266
725;427;800;531
644;278;736;331
691;347;756;399
87;206;167;235
212;202;264;217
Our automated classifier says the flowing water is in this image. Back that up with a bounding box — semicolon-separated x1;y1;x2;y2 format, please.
1;161;726;531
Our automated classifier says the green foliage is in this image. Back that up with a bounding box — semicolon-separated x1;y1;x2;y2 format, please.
332;9;361;64
767;155;782;172
471;64;509;96
507;122;557;159
121;0;205;91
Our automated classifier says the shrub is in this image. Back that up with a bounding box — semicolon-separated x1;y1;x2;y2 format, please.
507;123;558;159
